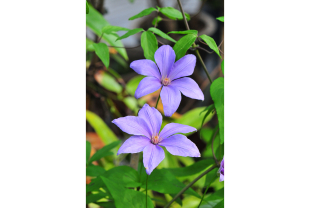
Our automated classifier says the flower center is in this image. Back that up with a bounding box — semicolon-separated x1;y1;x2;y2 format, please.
151;135;160;144
162;77;171;86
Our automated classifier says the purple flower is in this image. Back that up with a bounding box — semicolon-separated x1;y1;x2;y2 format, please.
130;45;204;117
112;104;201;175
219;157;224;182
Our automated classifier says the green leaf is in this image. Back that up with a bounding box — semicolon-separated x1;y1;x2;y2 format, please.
86;5;128;60
102;25;130;34
93;43;110;68
148;27;176;43
87;177;105;193
204;168;218;187
168;30;198;35
101;176;154;208
200;104;215;138
140;168;200;198
103;166;141;188
173;34;196;60
86;141;91;164
216;16;224;22
95;71;123;93
199;35;222;59
210;77;224;144
116;28;144;41
86;38;95;51
167;159;215;177
201;188;224;208
152;16;162;26
88;141;121;164
159;7;190;20
123;97;139;112
141;31;158;62
86;110;119;145
126;75;145;96
86;165;106;177
128;7;157;20
221;60;224;74
86;191;109;204
173;107;215;135
86;1;89;14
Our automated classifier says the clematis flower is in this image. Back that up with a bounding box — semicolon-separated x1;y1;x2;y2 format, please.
112;104;201;175
130;45;204;117
219;157;224;182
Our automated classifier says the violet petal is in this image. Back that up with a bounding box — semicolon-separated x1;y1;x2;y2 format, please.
135;77;161;99
112;116;152;138
154;45;176;78
168;54;196;80
138;104;162;136
117;135;151;155
130;59;161;80
170;77;204;100
143;143;165;175
159;123;196;139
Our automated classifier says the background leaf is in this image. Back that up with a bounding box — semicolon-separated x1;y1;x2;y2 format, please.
148;27;176;43
102;25;130;34
221;60;224;74
199;35;222;59
210;77;224;144
141;31;158;62
168;30;198;35
159;7;190;20
116;28;144;41
129;7;157;20
86;165;106;177
94;70;123;93
93;43;110;68
152;16;162;26
167;159;215;177
88;141;121;164
86;141;91;164
173;34;196;60
86;1;89;14
86;5;128;60
86;110;119;145
126;75;145;96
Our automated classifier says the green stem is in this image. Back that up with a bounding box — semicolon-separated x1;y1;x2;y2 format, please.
163;164;217;208
146;174;149;208
176;0;213;84
155;87;162;109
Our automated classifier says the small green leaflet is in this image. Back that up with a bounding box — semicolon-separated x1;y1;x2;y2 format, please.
216;16;224;22
116;28;144;41
199;35;222;59
168;30;198;35
148;27;176;43
152;16;162;26
159;7;190;20
141;31;158;62
221;60;224;74
210;77;224;144
128;7;157;20
173;34;196;60
93;43;110;68
101;25;130;34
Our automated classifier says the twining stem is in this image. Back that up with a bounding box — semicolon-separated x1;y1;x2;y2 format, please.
146;174;149;208
163;164;217;208
176;0;213;84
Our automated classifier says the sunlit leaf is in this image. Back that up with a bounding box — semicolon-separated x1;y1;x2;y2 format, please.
210;77;224;144
148;27;176;43
216;16;224;22
86;38;95;51
173;34;196;60
116;28;144;41
159;7;190;20
86;110;119;145
199;35;222;59
128;7;157;20
152;16;162;26
93;43;110;68
141;31;158;62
